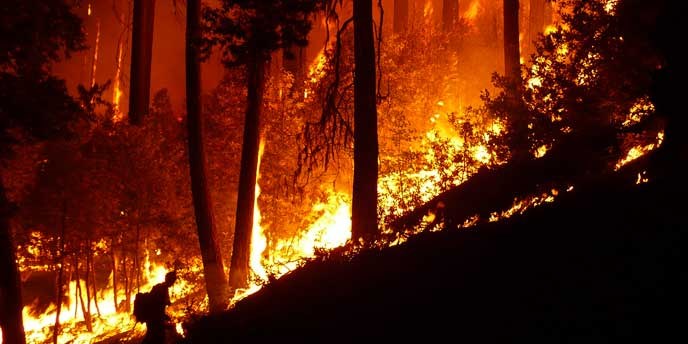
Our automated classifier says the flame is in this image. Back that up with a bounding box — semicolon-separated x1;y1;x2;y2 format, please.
307;49;327;84
534;144;549;158
250;140;267;281
544;25;557;36
303;49;327;99
488;187;570;223
268;191;351;270
423;1;434;20
112;39;124;121
636;171;649;184
233;186;351;303
622;97;655;127
604;0;618;14
20;251;198;344
615;131;664;170
463;1;481;21
232;137;354;304
90;20;100;88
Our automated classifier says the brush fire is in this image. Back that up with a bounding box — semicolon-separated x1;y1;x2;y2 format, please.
0;0;670;343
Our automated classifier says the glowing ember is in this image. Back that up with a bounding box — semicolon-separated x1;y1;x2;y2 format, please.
622;97;655;127
636;171;649;184
535;144;549;158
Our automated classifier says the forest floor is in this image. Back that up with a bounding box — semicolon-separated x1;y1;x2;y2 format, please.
179;146;687;343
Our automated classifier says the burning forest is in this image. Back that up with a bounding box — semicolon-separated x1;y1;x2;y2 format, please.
0;0;683;343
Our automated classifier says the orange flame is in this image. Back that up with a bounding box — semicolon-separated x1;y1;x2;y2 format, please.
112;39;124;121
20;251;197;343
463;1;481;21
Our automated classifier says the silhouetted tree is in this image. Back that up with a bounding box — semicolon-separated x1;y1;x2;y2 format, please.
206;0;322;289
0;1;85;342
503;0;520;81
128;0;156;125
186;0;231;312
352;0;379;241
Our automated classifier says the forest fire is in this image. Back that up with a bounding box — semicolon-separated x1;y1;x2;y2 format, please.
1;0;677;343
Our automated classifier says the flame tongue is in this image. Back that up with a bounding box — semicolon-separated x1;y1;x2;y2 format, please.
250;140;267;282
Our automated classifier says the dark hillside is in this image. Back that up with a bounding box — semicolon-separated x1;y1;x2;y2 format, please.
185;149;687;342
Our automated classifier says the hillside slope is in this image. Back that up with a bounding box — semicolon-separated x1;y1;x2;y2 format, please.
184;151;686;343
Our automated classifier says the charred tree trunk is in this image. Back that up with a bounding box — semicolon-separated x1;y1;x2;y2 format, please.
526;0;545;60
186;0;231;312
89;245;100;317
85;242;92;320
443;0;459;32
74;254;93;332
53;201;67;344
503;0;520;81
393;0;408;33
229;43;267;290
128;0;156;125
352;0;379;241
0;182;26;344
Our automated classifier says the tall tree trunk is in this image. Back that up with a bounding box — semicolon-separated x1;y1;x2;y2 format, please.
53;200;67;344
393;0;409;33
85;243;92;321
526;0;545;60
128;0;156;125
74;254;92;332
503;0;520;81
504;0;529;160
90;255;100;317
442;0;459;32
352;0;379;241
0;182;26;344
186;0;231;313
229;43;267;290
